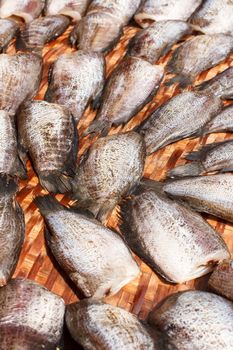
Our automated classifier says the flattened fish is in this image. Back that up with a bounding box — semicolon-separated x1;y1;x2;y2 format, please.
0;278;65;349
203;105;233;134
148;290;233;350
0;19;18;53
45;50;105;124
66;299;175;350
196;66;233;99
191;0;233;35
16;15;70;54
127;20;191;64
209;260;233;301
0;0;45;23
84;56;164;136
45;0;90;21
0;110;26;179
0;52;42;118
0;177;24;286
168;139;233;178
120;180;230;283
17;100;78;193
164;174;233;223
70;0;141;53
35;196;140;299
135;0;202;28
72;132;145;223
138;91;222;155
167;34;233;87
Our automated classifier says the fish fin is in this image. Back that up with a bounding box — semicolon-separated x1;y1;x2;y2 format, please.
165;74;191;88
12;155;27;180
34;195;63;216
96;199;117;224
39;172;73;194
68;202;95;219
83;119;111;137
63;115;78;176
167;162;204;178
0;175;18;196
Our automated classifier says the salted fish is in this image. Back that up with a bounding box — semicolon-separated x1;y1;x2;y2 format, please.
45;0;91;21
203;105;233;134
209;259;233;302
0;0;45;23
0;19;18;53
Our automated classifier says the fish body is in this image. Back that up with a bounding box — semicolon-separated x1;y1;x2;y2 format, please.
70;0;141;52
17;101;78;193
45;50;105;124
0;52;42;118
135;0;202;28
191;0;233;35
16;15;70;54
167;34;233;87
168;139;233;178
209;260;233;301
196;66;233;99
138;91;222;155
45;0;90;21
164;173;233;223
0;177;24;287
203;105;233;134
72;132;145;223
120;180;229;283
84;56;164;136
0;278;65;349
66;299;174;350
0;19;18;52
0;110;26;179
148;290;233;350
0;0;45;23
35;196;140;299
127;20;191;64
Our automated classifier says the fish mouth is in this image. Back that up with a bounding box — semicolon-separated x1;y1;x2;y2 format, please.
134;13;156;28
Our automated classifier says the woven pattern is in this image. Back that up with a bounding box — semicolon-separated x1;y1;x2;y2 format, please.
10;25;233;321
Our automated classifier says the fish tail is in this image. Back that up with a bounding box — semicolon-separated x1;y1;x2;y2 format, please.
140;178;164;192
0;175;18;196
167;162;204;178
34;195;63;216
165;75;190;88
39;172;73;194
83;120;111;137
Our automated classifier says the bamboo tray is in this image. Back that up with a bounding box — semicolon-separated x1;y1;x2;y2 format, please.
9;23;233;346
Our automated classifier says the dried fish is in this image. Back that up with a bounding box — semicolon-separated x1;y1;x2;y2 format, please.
72;132;145;223
35;196;140;299
84;56;163;136
138;91;222;155
0;177;24;287
167;34;233;87
168;139;233;178
0;0;45;23
196;66;233;99
70;0;141;52
164;173;233;223
0;110;26;179
127;20;191;64
0;19;18;53
0;278;65;349
148;290;233;350
135;0;202;28
66;299;175;350
209;260;233;301
191;0;233;35
120;179;229;283
203;105;233;134
17;100;78;193
16;15;70;54
45;0;91;21
0;52;42;118
45;50;105;124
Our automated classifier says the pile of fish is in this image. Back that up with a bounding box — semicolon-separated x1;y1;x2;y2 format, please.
0;0;233;349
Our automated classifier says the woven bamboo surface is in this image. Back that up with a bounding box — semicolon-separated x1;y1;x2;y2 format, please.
8;23;233;329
